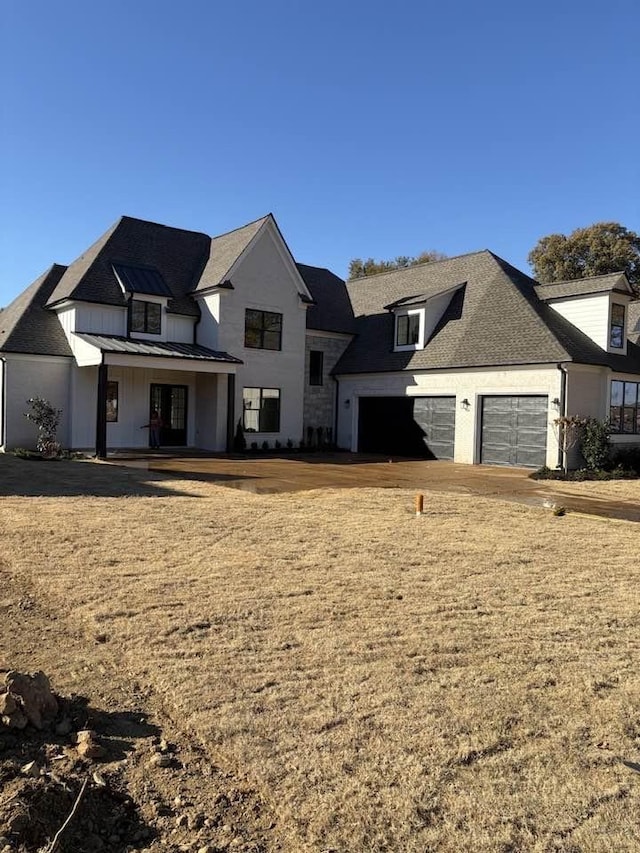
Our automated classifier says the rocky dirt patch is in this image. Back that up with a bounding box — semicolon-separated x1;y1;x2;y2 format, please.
0;570;279;853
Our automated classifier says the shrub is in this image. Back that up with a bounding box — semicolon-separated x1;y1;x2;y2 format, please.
581;418;611;470
275;440;282;450
250;441;258;451
24;397;62;457
261;440;269;451
13;447;32;459
286;438;294;450
233;418;247;452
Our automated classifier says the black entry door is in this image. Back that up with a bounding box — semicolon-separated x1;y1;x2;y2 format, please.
150;384;188;446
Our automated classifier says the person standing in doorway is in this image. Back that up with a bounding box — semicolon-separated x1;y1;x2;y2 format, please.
148;409;163;449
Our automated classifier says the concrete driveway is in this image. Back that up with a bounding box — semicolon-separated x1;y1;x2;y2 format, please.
111;451;640;522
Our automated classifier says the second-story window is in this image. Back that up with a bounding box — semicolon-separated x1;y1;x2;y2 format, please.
245;309;282;350
396;313;420;347
610;304;625;349
131;300;162;334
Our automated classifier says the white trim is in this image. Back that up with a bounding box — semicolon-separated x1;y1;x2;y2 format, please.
103;353;237;373
394;309;424;351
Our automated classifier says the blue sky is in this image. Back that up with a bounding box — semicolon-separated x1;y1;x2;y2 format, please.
1;0;639;305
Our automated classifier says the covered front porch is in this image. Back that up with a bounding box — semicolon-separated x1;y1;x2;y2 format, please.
69;333;241;458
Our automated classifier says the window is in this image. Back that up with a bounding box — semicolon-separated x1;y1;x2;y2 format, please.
309;350;324;386
243;387;280;432
106;381;118;422
610;304;625;349
245;309;282;350
610;380;640;434
131;299;162;334
396;313;421;347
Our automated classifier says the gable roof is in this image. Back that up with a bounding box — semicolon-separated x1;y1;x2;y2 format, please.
297;263;356;334
628;302;640;345
194;215;270;293
535;273;632;301
0;264;73;356
334;251;640;375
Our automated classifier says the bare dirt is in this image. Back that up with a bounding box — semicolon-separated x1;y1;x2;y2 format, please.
0;569;279;853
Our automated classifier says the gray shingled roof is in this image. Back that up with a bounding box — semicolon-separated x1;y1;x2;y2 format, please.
75;334;242;363
194;216;269;292
46;216;209;316
297;263;356;334
628;302;640;345
334;252;640;375
535;273;631;301
0;265;73;356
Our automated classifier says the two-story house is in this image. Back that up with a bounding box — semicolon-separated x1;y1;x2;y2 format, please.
1;213;639;468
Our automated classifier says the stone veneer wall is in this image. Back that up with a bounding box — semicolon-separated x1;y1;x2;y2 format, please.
303;334;351;443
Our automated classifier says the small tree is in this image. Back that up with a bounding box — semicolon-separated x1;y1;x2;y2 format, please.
24;397;62;457
581;418;611;470
553;415;587;476
232;417;246;452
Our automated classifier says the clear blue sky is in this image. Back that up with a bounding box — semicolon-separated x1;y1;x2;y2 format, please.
1;0;639;306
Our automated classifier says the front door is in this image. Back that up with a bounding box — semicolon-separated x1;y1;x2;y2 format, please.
150;384;188;446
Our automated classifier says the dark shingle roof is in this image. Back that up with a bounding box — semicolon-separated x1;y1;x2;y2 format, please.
628;302;640;345
0;265;73;356
74;334;242;364
46;217;209;316
535;273;632;301
297;263;356;334
194;216;269;292
334;251;640;375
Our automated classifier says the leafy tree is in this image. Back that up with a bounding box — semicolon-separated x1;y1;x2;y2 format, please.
24;396;62;457
528;222;640;292
348;250;447;280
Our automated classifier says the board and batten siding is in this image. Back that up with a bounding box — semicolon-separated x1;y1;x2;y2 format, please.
166;314;195;343
336;366;565;467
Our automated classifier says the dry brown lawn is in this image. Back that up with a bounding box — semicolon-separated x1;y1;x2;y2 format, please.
1;456;639;852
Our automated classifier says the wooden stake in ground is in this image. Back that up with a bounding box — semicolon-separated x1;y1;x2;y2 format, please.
415;493;424;516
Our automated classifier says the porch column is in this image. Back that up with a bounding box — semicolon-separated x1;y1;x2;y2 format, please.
226;373;236;452
95;363;108;459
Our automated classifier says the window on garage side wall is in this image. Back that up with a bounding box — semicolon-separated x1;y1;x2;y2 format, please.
610;380;640;434
106;381;119;422
243;387;280;432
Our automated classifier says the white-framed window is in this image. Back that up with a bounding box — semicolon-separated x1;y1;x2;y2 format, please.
395;310;423;350
610;304;625;349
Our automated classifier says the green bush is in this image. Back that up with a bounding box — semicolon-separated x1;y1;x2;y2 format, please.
580;418;611;470
613;447;640;474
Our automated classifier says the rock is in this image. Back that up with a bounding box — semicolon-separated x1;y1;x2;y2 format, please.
175;814;188;828
21;760;40;777
0;692;16;715
159;738;171;753
4;670;58;729
76;730;106;760
150;752;173;768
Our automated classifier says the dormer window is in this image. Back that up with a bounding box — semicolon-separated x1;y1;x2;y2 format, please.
131;299;162;334
610;304;625;349
394;309;424;350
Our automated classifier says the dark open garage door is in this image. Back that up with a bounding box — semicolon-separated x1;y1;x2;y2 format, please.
481;395;548;467
358;396;455;459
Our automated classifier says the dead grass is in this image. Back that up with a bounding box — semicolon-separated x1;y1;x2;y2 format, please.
1;456;639;851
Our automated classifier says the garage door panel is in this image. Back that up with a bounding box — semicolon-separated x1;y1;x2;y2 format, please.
481;395;548;467
359;396;455;459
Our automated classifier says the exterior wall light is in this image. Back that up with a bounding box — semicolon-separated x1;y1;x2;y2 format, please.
552;397;561;408
460;398;471;410
344;398;351;409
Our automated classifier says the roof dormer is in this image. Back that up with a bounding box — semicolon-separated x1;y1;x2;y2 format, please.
536;273;636;355
386;284;464;352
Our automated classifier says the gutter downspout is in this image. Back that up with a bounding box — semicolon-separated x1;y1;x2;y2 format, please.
0;356;6;449
557;363;569;470
333;375;340;448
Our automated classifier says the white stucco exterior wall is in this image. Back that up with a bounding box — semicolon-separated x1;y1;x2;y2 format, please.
3;354;71;450
336;366;564;467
